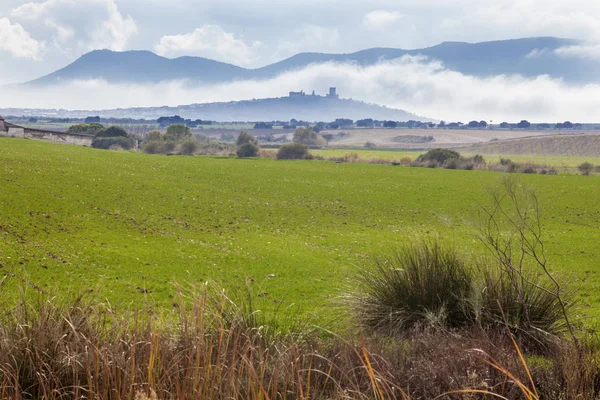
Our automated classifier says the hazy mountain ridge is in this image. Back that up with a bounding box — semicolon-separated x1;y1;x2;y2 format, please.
26;37;592;86
0;96;432;122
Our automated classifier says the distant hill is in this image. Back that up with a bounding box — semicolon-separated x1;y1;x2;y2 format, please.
26;37;597;86
0;96;432;122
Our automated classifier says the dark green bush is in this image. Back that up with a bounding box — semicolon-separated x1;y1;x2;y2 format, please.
67;123;105;136
142;140;167;154
236;142;259;158
236;131;258;147
91;136;135;150
417;149;460;164
276;143;311;160
165;124;192;141
145;130;163;142
180;139;200;155
579;162;594;176
165;141;177;153
98;126;128;138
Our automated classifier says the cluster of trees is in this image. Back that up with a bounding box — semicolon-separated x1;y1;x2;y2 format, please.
253;122;274;129
495;121;582;130
157;116;212;128
142;124;203;155
292;127;326;146
66;123;136;150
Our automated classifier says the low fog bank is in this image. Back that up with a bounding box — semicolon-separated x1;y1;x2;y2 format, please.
2;56;600;122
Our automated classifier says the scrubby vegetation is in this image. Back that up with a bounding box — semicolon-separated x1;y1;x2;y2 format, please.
293;126;327;146
236;131;259;158
91;125;136;150
411;148;484;170
276;143;313;159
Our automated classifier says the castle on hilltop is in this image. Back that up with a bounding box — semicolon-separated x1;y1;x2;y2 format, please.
289;87;339;99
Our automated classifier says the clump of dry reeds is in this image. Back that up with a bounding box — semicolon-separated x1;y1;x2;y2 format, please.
0;280;599;399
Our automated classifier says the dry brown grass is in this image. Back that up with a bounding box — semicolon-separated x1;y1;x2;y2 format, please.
0;284;598;399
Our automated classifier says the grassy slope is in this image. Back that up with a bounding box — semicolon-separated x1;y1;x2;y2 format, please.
1;138;600;324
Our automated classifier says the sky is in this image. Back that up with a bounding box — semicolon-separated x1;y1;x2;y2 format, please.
2;0;600;120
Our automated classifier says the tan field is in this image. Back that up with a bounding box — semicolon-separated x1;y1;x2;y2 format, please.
321;128;599;149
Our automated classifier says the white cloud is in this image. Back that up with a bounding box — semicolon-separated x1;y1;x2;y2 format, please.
154;25;262;65
525;48;549;59
297;25;340;48
0;17;45;60
363;10;404;30
11;0;137;53
3;57;600;122
274;25;340;61
555;44;600;60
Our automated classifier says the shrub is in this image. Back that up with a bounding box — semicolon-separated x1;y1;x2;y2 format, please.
352;241;474;335
145;130;163;142
364;142;377;149
91;136;135;150
100;126;129;138
292;127;326;146
276;143;311;160
165;124;191;141
472;154;485;165
352;240;575;349
236;142;259;158
67;123;105;136
476;267;576;350
417;148;460;164
165;141;177;153
579;162;594;176
142;140;167;154
236;131;258;147
180;139;200;155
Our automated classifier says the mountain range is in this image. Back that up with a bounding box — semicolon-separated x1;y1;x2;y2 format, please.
27;37;596;86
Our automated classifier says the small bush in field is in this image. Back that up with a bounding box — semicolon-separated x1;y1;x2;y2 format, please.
276;143;311;160
236;131;258;147
180;139;200;155
417;148;460;164
352;241;575;349
236;143;259;158
142;140;166;154
145;130;163;142
579;162;594;176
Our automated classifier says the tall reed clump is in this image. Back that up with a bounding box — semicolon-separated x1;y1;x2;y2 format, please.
352;242;475;334
350;240;576;351
351;178;578;352
0;284;407;400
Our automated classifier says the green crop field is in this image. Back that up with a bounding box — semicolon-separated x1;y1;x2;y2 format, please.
313;148;600;170
1;138;600;327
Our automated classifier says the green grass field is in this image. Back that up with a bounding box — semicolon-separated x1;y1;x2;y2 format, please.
2;138;600;326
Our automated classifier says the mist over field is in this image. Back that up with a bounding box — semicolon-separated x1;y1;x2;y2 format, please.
3;56;600;122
